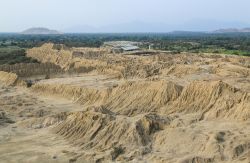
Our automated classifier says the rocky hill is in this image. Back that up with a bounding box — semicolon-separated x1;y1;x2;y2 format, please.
214;28;250;33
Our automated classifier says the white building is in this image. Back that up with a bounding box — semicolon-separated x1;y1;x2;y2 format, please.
103;41;140;53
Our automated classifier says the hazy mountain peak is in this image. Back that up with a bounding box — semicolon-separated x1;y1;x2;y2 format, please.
21;27;62;35
213;27;250;33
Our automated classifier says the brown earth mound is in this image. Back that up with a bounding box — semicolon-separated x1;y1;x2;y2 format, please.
53;108;169;162
32;79;250;121
0;71;26;86
166;80;250;120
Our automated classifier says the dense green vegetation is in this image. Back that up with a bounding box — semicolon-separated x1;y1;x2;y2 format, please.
0;33;250;59
0;47;38;65
149;33;250;56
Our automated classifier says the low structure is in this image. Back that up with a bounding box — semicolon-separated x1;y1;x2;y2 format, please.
103;41;140;53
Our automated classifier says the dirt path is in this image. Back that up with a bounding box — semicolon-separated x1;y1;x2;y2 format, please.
0;85;87;163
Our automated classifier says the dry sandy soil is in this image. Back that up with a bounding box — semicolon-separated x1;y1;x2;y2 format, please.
0;43;250;163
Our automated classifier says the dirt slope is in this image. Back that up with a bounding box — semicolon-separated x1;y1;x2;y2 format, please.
0;63;64;77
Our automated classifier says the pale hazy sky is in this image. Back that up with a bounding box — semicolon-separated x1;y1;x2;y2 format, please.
1;0;250;32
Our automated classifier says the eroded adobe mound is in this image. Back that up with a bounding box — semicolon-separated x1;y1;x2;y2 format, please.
52;108;169;161
0;43;250;163
0;71;26;86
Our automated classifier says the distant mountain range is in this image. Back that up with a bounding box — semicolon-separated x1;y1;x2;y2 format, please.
21;27;62;35
213;28;250;33
19;26;250;35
